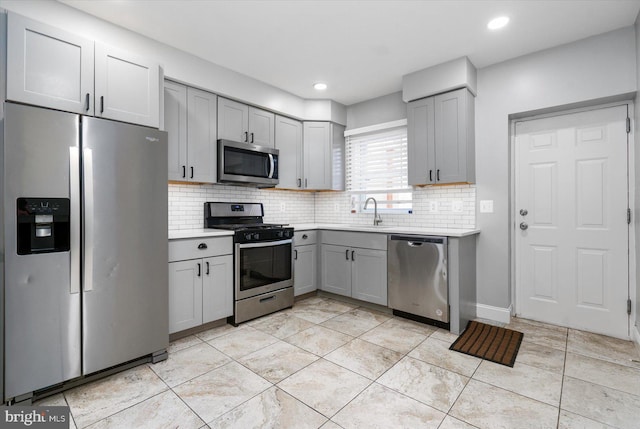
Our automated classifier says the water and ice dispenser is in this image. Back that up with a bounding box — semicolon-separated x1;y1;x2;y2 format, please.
17;197;70;254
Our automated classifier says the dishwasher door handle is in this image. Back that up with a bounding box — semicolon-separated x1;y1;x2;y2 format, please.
407;242;423;247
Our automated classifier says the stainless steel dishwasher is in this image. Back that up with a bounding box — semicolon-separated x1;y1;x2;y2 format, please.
388;235;448;327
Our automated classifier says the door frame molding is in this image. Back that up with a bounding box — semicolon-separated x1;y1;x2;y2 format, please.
509;100;636;338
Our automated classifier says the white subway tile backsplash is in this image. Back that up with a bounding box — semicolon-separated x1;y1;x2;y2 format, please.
168;183;475;231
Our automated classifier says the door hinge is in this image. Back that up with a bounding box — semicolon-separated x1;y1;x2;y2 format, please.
628;208;632;225
626;117;631;133
628;298;632;315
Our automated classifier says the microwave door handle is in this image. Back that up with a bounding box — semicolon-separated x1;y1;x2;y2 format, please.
268;153;275;179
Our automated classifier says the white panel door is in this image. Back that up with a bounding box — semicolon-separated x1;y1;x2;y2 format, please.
515;105;629;338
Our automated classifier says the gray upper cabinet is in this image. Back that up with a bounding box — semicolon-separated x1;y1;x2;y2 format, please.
303;122;345;190
217;98;249;142
94;42;160;128
249;107;275;146
187;87;217;183
217;97;275;146
7;12;95;115
6;12;160;128
164;81;188;181
164;81;217;183
275;115;303;189
407;88;475;185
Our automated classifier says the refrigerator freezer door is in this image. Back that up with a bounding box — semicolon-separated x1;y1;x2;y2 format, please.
3;103;82;399
81;117;168;375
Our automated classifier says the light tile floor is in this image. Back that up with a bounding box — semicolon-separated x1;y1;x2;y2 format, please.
35;295;640;429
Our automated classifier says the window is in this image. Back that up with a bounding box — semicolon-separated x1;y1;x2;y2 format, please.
346;125;412;212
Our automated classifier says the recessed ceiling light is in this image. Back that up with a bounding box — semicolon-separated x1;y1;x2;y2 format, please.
487;16;509;30
313;82;328;91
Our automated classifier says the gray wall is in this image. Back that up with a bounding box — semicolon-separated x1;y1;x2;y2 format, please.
346;91;406;130
635;15;640;333
475;27;637;309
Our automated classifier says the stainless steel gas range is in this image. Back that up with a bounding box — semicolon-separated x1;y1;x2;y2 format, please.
205;202;294;324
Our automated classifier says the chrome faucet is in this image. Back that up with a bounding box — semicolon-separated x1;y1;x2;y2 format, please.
363;197;383;226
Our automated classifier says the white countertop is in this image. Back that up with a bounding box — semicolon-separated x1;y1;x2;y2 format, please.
169;224;479;239
168;229;234;240
290;223;479;237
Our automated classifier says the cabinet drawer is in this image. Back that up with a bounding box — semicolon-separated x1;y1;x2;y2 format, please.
321;230;387;251
169;236;233;262
294;230;317;245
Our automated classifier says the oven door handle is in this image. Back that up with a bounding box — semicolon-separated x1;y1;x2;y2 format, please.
237;238;292;249
236;238;293;249
267;153;275;179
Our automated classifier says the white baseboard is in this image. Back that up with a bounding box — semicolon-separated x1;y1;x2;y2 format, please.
633;325;640;355
476;303;512;324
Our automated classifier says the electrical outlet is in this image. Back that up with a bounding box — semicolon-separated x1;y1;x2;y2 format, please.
452;200;463;213
334;203;340;212
480;200;494;213
427;200;439;213
280;202;286;212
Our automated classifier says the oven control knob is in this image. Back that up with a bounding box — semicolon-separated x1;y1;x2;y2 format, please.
253;233;260;240
276;231;283;238
244;233;252;241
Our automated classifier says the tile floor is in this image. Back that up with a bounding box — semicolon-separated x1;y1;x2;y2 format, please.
36;295;640;429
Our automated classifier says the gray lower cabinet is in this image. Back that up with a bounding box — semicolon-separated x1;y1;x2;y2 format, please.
407;87;475;185
164;80;217;182
168;237;233;334
320;231;387;306
294;245;317;296
351;248;387;305
294;230;318;296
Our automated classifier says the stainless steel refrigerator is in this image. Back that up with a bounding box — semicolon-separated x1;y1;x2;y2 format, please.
1;102;169;402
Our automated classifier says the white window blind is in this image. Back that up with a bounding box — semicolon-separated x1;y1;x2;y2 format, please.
346;126;411;211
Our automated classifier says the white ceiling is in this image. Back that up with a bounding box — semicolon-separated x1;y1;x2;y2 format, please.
59;0;640;106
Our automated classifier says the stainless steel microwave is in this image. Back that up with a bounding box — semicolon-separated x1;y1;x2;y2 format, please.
218;139;279;187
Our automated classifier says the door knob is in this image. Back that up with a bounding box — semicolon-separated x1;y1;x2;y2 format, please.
519;222;528;230
519;209;528;216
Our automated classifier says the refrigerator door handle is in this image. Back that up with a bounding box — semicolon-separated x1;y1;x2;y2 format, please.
70;147;81;294
83;148;95;292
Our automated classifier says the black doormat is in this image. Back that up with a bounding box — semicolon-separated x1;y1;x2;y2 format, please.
449;320;524;367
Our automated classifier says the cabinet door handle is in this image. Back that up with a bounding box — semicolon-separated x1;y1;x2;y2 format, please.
206;261;210;275
297;178;301;187
437;169;440;181
346;249;349;260
85;93;90;111
191;166;194;179
197;262;201;277
429;170;432;182
250;132;254;143
244;131;248;142
182;166;186;178
198;243;208;249
294;249;298;260
305;178;308;188
302;234;308;239
351;250;355;261
100;96;104;114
